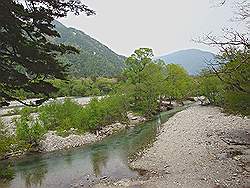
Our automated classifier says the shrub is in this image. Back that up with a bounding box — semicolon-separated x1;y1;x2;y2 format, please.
19;107;38;115
99;94;128;124
15;114;46;149
0;136;15;158
38;95;128;135
223;91;250;116
38;99;82;133
76;95;128;131
0;119;16;158
198;72;224;105
50;78;116;97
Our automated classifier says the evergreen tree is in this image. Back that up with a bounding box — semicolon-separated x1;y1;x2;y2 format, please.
0;0;94;106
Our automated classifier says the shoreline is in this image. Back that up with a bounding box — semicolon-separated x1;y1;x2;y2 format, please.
0;98;187;161
96;105;250;187
0;112;146;161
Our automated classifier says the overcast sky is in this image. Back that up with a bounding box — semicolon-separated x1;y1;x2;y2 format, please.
59;0;242;56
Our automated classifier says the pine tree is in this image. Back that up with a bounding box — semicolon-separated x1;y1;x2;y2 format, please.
0;0;94;106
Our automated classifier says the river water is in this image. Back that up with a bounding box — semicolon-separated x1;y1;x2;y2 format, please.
0;107;185;188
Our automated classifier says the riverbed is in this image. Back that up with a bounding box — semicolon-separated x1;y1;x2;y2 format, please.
0;106;186;188
127;105;250;188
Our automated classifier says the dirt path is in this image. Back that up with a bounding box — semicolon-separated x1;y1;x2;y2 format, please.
96;105;250;188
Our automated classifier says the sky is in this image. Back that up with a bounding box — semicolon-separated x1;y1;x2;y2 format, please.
59;0;242;56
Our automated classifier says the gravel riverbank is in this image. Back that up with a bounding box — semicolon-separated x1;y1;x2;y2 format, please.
39;122;135;152
1;112;146;155
96;105;250;188
0;96;146;155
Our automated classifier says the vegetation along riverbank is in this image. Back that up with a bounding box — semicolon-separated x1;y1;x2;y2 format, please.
0;45;249;185
0;0;249;185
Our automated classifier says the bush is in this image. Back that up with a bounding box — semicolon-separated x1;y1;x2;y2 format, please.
19;107;38;115
198;67;250;116
38;95;128;135
15;113;46;149
223;91;250;116
0;119;16;158
198;72;224;105
76;95;128;131
38;99;82;133
0;136;15;158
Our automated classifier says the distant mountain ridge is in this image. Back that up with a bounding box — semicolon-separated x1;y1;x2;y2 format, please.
54;21;126;77
158;49;217;75
53;21;216;77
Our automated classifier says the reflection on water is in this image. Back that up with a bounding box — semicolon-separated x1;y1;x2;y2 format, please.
0;107;186;188
20;164;47;188
90;147;108;176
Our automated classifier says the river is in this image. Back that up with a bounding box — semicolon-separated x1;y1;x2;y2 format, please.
0;107;186;188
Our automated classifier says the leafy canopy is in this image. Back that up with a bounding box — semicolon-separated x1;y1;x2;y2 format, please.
122;48;193;116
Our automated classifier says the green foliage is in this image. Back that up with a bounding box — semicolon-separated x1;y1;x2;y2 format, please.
198;55;250;116
0;136;15;158
10;77;117;99
124;48;153;84
38;99;82;133
221;53;250;116
94;78;115;94
122;48;194;116
88;87;101;96
198;70;224;105
0;119;16;157
38;96;128;135
163;64;194;101
131;63;164;115
54;21;125;77
0;0;94;105
20;107;38;116
50;77;116;97
219;51;250;94
51;79;90;97
223;91;250;116
198;50;250;116
123;48;161;115
15;113;46;149
79;95;128;131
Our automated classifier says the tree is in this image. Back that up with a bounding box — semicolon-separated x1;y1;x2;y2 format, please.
214;0;249;23
196;0;250;115
163;64;193;102
198;69;224;104
124;48;153;85
122;48;165;116
138;63;165;115
0;0;94;106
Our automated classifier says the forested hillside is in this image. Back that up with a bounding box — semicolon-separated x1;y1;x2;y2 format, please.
54;21;126;77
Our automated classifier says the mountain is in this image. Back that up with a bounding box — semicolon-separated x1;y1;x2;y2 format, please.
54;21;126;77
158;49;217;75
